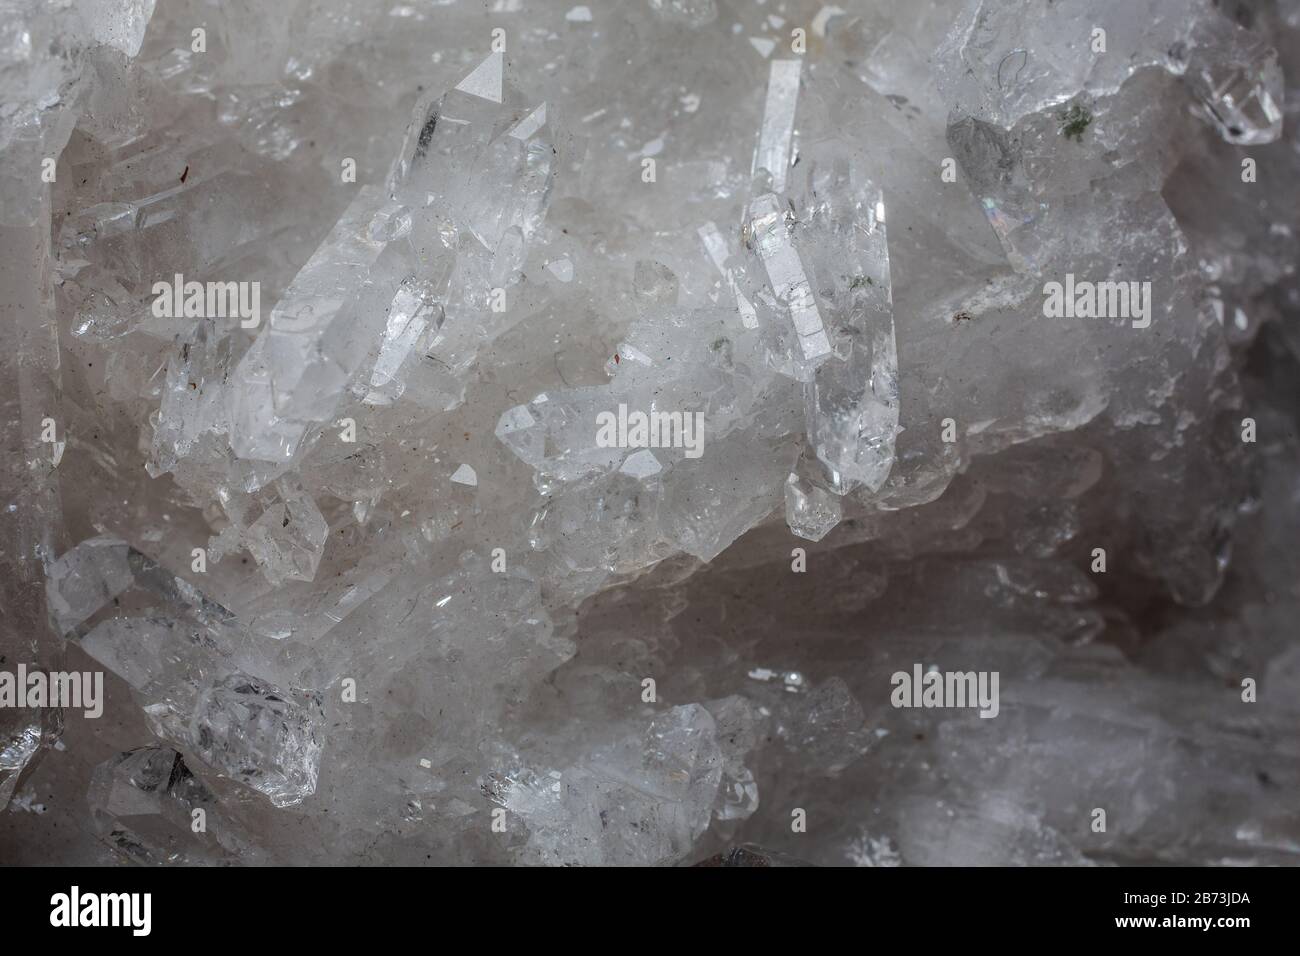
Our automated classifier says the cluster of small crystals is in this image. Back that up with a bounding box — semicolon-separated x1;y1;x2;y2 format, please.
2;0;1299;865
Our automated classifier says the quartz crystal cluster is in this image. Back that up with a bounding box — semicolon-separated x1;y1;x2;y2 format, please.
1;0;1298;866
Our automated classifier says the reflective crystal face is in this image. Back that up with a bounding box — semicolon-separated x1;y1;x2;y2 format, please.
1;0;1298;867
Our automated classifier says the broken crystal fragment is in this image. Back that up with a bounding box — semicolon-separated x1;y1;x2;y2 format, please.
785;468;842;542
392;52;553;251
1183;14;1284;145
0;711;52;810
149;320;233;477
699;221;758;328
495;391;624;486
45;537;134;636
365;278;444;406
743;193;833;378
147;675;325;809
752;59;802;193
87;746;243;864
212;480;330;586
499;703;737;865
794;169;898;491
937;0;1283;146
228;187;399;462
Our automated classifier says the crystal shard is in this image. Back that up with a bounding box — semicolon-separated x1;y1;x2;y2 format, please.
753;59;802;193
87;746;252;864
744;192;834;376
228;187;399;462
147;675;324;809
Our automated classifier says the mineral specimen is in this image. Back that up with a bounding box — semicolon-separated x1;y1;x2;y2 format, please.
1;0;1297;868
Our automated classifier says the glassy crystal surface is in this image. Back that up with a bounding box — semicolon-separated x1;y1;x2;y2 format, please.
0;712;54;810
88;746;253;863
1;0;1298;869
146;676;324;809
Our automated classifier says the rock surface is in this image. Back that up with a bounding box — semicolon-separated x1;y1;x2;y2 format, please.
1;0;1297;866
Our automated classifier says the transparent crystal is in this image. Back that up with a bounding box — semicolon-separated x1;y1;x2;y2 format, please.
87;746;241;864
785;467;843;543
147;675;325;809
45;537;135;636
5;0;1298;869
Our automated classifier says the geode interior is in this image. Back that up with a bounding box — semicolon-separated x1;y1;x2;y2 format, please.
1;0;1298;866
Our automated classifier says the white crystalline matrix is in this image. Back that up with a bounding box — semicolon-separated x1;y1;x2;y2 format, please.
0;0;1297;869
